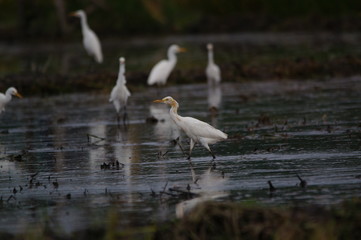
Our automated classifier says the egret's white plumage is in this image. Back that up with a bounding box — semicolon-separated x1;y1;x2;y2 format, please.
70;9;103;63
0;87;22;114
147;44;186;86
206;43;221;85
154;96;227;159
109;57;131;122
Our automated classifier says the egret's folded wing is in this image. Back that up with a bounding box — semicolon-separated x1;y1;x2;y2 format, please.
147;60;171;85
182;117;227;140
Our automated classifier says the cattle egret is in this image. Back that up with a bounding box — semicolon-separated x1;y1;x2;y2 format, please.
70;9;103;63
147;44;186;86
109;57;131;123
0;87;22;114
206;43;221;85
153;96;227;159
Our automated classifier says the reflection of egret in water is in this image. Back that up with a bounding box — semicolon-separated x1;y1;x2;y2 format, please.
149;104;181;152
112;126;135;204
176;163;228;218
88;124;106;170
208;83;222;127
53;112;66;171
207;84;222;111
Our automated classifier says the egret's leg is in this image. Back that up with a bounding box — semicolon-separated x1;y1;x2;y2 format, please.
122;106;128;125
187;139;196;160
209;150;216;159
200;139;216;159
174;137;187;156
116;113;120;128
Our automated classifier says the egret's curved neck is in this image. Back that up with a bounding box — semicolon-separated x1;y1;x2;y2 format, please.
117;64;125;82
208;49;214;65
79;14;90;34
167;49;177;63
169;100;180;121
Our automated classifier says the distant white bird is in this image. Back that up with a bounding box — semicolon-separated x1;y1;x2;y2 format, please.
109;57;131;123
206;43;221;85
0;87;22;114
154;96;227;159
147;44;186;86
70;9;103;63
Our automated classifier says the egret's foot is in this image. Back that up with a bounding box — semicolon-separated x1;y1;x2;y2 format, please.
187;155;191;160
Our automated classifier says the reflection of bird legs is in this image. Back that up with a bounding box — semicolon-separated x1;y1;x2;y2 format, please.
188;159;199;184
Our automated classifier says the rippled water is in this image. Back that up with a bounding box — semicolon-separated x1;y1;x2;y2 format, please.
0;77;361;234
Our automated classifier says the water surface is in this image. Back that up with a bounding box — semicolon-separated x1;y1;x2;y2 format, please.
0;77;361;234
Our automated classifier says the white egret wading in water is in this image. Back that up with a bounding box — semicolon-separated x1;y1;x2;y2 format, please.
109;57;131;124
206;43;221;85
0;87;23;114
147;44;186;86
153;96;227;159
70;10;103;63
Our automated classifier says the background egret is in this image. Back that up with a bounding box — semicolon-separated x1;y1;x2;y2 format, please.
154;96;227;159
70;9;103;63
109;57;131;124
147;44;186;86
0;87;22;114
206;43;221;85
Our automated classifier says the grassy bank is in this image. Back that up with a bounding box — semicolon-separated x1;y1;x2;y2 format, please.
1;36;361;96
1;198;360;240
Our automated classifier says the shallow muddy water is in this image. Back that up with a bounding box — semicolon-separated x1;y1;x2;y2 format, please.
0;77;361;234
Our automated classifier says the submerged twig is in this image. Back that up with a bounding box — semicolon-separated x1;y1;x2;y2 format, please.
87;134;106;145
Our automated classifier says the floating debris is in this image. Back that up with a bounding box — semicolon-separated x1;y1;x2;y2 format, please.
100;162;110;170
268;180;276;192
6;195;16;203
257;114;272;126
11;154;22;162
297;175;308;188
52;181;59;189
100;160;124;170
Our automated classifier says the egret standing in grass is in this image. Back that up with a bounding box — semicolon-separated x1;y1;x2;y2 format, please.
109;57;131;124
0;87;22;114
70;9;103;63
206;43;221;86
147;44;186;86
153;96;227;159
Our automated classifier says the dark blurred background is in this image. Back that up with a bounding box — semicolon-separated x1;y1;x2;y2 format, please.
1;0;361;41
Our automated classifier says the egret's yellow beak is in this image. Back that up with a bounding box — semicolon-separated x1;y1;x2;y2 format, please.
69;12;77;17
153;99;164;103
178;48;187;53
15;92;23;98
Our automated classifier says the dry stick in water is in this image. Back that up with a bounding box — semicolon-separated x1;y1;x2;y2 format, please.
87;134;106;142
